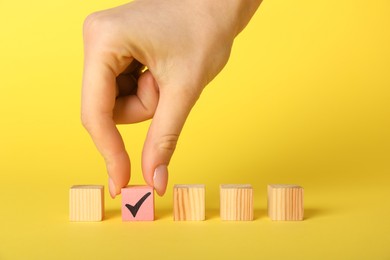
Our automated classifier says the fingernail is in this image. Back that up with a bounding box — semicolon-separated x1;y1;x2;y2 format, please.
153;165;168;196
108;177;117;198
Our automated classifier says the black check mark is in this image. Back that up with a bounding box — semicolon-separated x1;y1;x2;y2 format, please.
125;192;152;217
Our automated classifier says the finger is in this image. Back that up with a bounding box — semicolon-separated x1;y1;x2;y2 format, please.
114;70;159;124
116;73;138;97
82;57;131;198
142;83;200;196
116;61;145;97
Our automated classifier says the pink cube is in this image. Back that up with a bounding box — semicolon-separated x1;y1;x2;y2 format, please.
121;185;154;221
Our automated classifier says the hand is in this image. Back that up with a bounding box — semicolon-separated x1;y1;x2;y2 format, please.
81;0;261;197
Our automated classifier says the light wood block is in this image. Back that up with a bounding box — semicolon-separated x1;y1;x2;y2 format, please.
173;184;205;221
267;184;304;221
220;184;253;221
69;185;104;221
121;186;154;221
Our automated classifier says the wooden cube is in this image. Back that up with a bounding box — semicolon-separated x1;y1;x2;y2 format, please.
267;184;304;221
69;185;104;221
173;184;205;221
220;184;253;221
121;185;154;221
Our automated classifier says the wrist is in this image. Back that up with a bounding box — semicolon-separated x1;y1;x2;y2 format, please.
191;0;262;38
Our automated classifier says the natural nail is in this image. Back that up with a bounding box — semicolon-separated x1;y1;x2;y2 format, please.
153;165;168;196
108;177;117;198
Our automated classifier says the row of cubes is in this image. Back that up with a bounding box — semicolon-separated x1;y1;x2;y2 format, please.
69;184;303;222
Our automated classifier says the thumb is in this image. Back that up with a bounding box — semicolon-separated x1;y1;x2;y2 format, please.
142;83;199;196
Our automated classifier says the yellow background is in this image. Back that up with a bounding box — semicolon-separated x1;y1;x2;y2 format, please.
1;0;389;259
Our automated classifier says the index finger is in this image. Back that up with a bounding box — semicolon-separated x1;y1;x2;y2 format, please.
81;53;132;198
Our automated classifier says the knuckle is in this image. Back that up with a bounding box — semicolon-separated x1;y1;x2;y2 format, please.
83;11;114;40
83;12;99;35
156;134;179;153
83;12;98;29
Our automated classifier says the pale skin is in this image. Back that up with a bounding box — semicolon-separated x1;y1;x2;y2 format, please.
81;0;261;198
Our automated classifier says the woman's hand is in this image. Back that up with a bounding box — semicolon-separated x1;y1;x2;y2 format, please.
81;0;261;197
